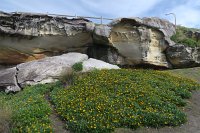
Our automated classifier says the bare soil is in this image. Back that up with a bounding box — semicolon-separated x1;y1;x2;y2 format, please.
45;93;71;133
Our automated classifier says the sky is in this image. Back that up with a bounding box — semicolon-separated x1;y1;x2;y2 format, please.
0;0;200;28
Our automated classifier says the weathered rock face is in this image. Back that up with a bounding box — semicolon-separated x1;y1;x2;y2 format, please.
166;44;200;68
0;12;93;64
92;18;175;67
186;30;200;42
0;11;178;68
0;52;119;92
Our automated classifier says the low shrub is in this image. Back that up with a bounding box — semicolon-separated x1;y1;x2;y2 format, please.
60;69;75;85
72;62;83;72
51;69;200;133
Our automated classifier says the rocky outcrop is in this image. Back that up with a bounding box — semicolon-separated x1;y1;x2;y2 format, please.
0;11;184;68
0;11;93;64
186;30;200;42
166;44;200;68
0;52;119;92
82;58;119;72
92;18;175;67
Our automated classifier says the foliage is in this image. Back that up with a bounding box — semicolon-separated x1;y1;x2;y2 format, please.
0;84;57;133
51;69;200;133
171;26;200;47
72;62;83;72
60;69;75;85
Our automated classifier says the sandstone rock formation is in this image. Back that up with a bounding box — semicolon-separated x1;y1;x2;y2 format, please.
0;11;92;64
0;11;176;68
1;11;199;69
0;52;119;92
92;18;175;67
166;44;200;68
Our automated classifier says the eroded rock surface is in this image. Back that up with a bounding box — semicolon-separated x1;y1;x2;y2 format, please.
1;11;191;69
0;52;119;92
92;18;175;67
0;12;93;64
166;44;200;68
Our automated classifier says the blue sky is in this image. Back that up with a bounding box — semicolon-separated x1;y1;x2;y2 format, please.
1;0;200;28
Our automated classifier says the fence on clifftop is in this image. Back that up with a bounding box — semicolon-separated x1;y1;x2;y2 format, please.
11;11;114;24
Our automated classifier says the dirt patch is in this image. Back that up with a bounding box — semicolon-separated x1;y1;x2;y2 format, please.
45;93;71;133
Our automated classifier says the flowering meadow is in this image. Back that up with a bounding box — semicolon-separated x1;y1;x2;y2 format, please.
0;69;199;133
51;69;200;133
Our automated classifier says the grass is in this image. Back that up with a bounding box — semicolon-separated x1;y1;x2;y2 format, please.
171;26;200;47
0;68;199;133
50;69;200;133
168;67;200;83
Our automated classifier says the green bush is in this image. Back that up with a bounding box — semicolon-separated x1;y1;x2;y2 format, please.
171;26;200;47
51;69;200;133
72;62;83;72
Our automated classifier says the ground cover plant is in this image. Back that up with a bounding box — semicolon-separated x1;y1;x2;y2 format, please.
0;69;199;133
51;69;200;133
0;84;55;133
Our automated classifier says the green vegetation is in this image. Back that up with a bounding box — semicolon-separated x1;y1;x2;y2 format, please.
171;26;200;47
51;69;200;133
0;84;55;133
0;69;199;133
72;62;83;72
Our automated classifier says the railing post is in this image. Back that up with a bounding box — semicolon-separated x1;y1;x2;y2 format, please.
101;16;103;24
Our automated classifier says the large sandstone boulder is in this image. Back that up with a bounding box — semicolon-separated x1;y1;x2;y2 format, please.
166;44;200;68
82;58;119;72
91;17;175;68
0;52;119;92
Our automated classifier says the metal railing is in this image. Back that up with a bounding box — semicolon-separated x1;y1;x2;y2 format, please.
11;11;114;24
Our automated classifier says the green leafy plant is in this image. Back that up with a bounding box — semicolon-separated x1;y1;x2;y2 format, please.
72;62;83;72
